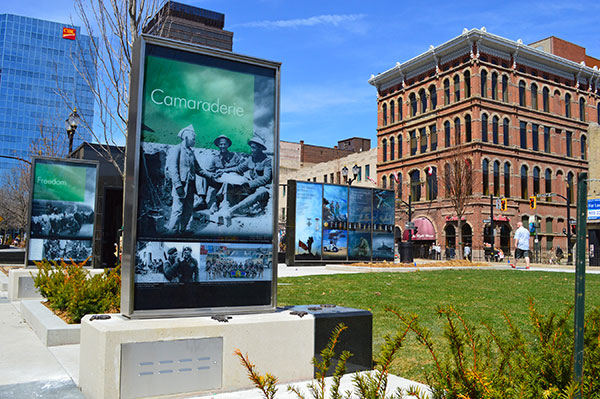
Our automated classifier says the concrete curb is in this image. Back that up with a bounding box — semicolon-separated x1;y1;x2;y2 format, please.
20;300;80;347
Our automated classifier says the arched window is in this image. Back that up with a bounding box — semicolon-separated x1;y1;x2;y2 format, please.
519;81;526;106
567;172;574;204
398;97;403;121
503;118;510;146
543;87;550;112
482;159;489;195
410;170;421;201
519;121;527;149
492;116;499;144
382;138;387;162
543;126;551;153
565;93;571;117
390;100;395;124
390;136;395;160
382;175;387;188
454;75;460;102
429;85;437;110
531;123;539;151
464;71;471;98
466;159;473;195
389;174;395;190
531;83;538;110
579;97;586;122
502;75;509;102
481;113;488;142
465;115;472;142
420;127;428;153
397;134;403;159
382;103;388;126
504;162;511;197
419;89;427;113
410;130;417;155
533;166;540;195
545;168;552;202
444;79;450;105
481;70;488;97
521;165;528;199
426;167;438;200
409;93;417;117
566;131;572;157
491;72;498;100
454;118;461;144
493;161;500;196
444;121;451;148
430;125;438;151
581;135;587;160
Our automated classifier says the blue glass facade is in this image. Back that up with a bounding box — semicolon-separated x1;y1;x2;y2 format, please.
0;14;95;178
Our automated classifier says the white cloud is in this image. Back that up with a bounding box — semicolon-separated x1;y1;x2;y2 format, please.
235;14;366;29
281;84;373;114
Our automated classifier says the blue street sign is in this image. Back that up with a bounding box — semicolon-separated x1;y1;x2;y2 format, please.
588;198;600;220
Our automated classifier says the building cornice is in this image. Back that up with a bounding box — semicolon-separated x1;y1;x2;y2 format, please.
369;28;600;92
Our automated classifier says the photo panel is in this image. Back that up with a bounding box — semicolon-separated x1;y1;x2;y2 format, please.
348;187;372;231
373;189;395;230
135;241;202;283
294;182;323;261
348;231;372;261
201;243;272;282
135;44;276;243
322;184;348;230
372;232;394;261
28;238;93;263
322;229;348;260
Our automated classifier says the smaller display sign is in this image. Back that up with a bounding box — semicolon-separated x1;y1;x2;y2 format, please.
589;198;600;221
62;27;76;40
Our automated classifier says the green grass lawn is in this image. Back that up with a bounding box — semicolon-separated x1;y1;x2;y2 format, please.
277;269;600;383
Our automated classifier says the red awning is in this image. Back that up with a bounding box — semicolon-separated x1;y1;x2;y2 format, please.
412;217;436;241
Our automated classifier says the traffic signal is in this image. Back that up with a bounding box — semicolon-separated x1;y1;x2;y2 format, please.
500;198;507;211
529;196;537;210
571;224;577;235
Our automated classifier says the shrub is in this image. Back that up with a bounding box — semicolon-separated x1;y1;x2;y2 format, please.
32;259;120;324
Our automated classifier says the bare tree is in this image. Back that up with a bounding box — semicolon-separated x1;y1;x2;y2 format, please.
62;0;165;178
444;148;474;260
0;123;66;239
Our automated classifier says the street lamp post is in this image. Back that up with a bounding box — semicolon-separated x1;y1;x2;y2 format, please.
341;164;360;185
65;108;80;155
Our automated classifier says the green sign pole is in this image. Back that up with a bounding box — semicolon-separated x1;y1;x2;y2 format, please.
573;172;587;398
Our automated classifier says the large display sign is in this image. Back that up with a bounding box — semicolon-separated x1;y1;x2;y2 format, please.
122;35;280;317
286;181;395;264
26;157;98;265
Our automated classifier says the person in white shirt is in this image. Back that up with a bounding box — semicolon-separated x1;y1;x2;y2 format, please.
512;221;531;269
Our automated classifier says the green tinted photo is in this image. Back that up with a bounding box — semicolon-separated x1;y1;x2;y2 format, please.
141;55;255;153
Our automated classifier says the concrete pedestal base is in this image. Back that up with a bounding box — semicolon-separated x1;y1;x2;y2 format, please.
79;310;315;399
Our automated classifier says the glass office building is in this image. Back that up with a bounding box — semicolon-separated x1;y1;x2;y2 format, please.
0;14;95;178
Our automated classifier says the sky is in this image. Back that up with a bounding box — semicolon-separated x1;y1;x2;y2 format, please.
3;0;600;148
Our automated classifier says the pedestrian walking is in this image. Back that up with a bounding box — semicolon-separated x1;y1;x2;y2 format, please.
512;221;531;269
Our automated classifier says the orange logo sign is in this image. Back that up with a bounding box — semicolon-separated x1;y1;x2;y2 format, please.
62;27;76;40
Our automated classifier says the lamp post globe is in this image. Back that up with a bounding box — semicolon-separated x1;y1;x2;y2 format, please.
65;108;80;155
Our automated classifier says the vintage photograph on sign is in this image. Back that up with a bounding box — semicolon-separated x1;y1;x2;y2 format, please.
28;238;93;262
26;158;98;265
123;35;279;316
322;184;348;230
294;182;323;260
348;231;372;261
136;49;275;242
372;232;394;261
322;229;348;260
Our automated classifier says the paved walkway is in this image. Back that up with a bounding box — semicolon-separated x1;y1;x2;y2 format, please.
0;261;597;398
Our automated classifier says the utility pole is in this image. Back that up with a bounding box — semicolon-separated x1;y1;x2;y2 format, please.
573;172;587;399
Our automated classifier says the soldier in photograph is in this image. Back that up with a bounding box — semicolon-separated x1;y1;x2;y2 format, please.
163;247;180;281
165;125;212;234
201;134;243;212
177;246;199;282
218;135;272;223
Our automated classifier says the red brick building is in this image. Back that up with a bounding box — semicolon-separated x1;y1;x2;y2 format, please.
369;29;599;260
